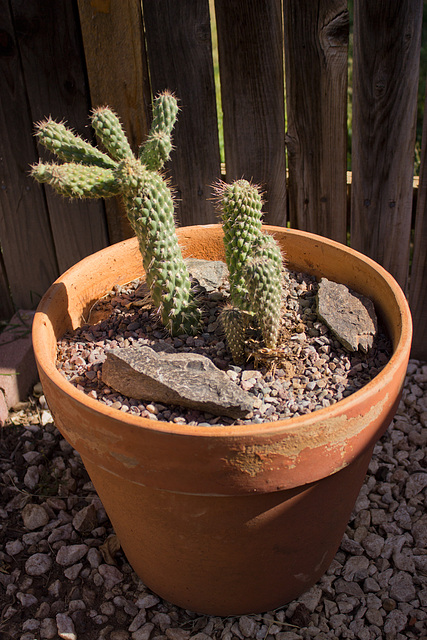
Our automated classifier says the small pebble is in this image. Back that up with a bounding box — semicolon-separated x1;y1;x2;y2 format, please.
22;503;49;531
25;553;52;576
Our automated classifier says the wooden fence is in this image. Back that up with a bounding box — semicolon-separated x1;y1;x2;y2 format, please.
0;0;426;359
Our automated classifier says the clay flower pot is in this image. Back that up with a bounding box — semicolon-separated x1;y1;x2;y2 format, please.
32;224;412;616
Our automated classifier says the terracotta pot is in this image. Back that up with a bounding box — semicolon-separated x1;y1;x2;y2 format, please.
32;225;412;615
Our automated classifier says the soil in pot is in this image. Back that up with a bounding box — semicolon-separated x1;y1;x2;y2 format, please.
55;265;392;426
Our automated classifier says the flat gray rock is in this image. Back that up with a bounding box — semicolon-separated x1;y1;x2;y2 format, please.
316;278;377;353
102;346;259;419
185;258;229;292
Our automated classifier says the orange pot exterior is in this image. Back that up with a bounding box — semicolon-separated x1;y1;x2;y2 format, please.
32;225;412;615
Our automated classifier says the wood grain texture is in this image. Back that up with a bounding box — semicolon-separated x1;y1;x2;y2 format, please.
351;0;422;291
409;84;427;360
0;2;59;312
142;0;221;226
215;0;287;226
284;0;349;242
10;0;109;273
78;0;151;242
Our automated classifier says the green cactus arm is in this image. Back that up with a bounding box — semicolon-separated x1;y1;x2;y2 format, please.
139;131;173;172
31;162;121;199
150;90;179;135
244;253;283;349
34;119;116;169
219;306;251;364
217;179;263;227
91;108;134;162
215;179;265;311
116;159;201;335
139;91;178;171
252;233;285;271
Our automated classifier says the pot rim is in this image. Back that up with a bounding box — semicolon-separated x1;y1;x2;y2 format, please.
33;224;412;441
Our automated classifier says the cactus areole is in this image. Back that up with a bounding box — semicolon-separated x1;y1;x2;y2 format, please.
31;92;285;361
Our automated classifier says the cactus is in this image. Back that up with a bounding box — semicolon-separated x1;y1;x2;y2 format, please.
31;94;285;364
244;255;283;349
33;118;116;169
215;179;264;311
91;108;134;162
139;92;179;171
215;179;285;360
243;232;284;349
31;92;201;336
31;162;120;199
219;307;251;365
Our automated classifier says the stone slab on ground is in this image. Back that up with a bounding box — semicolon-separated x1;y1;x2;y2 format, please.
185;258;229;292
0;310;38;425
316;278;378;353
102;345;260;419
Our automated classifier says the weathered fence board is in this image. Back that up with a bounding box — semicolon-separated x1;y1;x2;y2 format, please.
142;0;221;226
11;0;109;274
410;83;427;360
215;0;287;226
351;0;423;292
284;0;349;243
0;1;58;310
77;0;150;243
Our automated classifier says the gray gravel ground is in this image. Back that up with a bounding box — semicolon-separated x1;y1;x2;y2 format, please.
0;358;426;640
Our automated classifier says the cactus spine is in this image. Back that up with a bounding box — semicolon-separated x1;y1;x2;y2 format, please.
215;179;284;361
32;92;201;336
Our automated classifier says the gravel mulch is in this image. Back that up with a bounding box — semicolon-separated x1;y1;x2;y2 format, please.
0;358;426;640
55;269;391;426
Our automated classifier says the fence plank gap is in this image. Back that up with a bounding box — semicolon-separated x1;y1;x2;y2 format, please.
215;0;287;226
284;0;349;243
77;0;151;243
351;0;423;292
142;0;221;226
11;0;109;274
